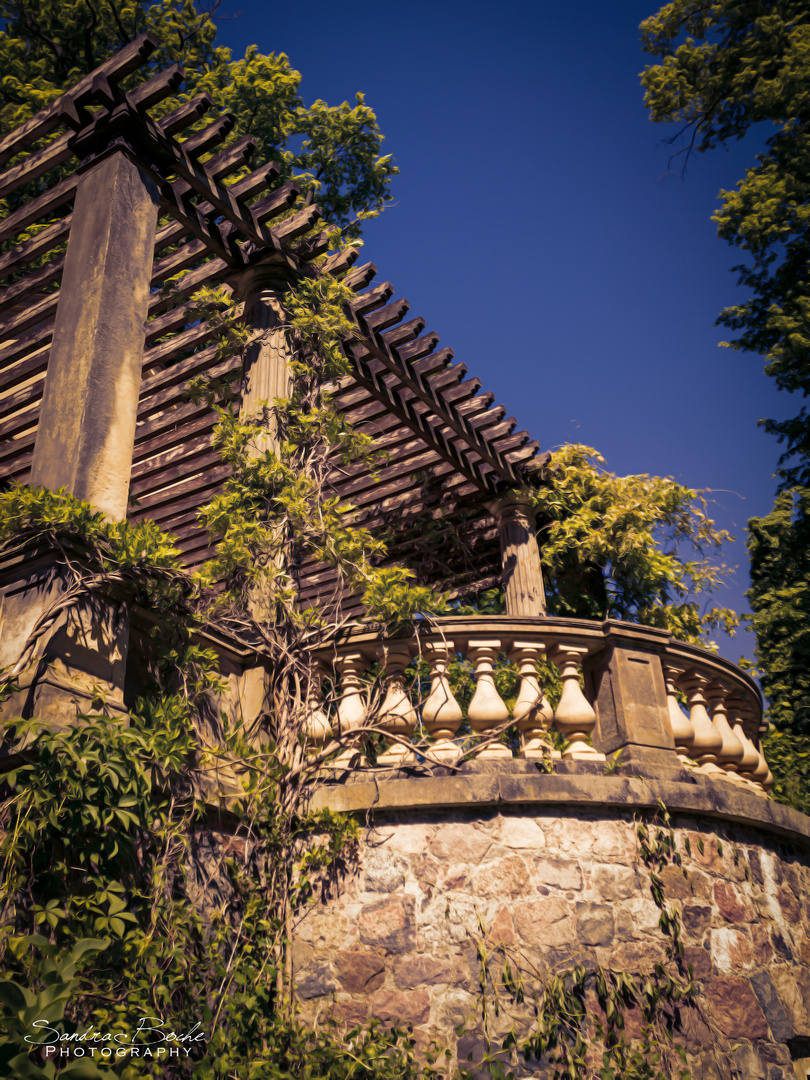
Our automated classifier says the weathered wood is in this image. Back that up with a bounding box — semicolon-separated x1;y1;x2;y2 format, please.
0;131;73;201
350;281;394;315
0;344;50;395
0;218;71;279
130;431;217;482
272;204;321;242
155;94;214;138
342;262;377;292
365;298;410;333
322;246;361;278
132;410;219;464
0;254;64;313
130;445;222;498
0;32;156;167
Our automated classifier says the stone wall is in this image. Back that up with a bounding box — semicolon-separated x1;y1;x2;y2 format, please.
293;802;810;1079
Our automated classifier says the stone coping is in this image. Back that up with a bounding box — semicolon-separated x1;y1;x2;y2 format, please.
310;761;810;847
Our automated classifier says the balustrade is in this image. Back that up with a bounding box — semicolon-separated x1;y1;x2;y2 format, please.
306;616;768;794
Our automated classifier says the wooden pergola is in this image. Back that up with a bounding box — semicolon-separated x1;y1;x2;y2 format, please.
0;37;547;619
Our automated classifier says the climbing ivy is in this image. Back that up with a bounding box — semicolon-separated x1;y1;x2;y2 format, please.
468;803;701;1080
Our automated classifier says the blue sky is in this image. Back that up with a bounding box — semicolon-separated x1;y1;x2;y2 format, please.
218;0;788;662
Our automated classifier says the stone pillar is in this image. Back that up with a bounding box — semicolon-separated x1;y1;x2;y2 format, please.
237;264;295;453
30;148;160;521
2;147;160;732
488;490;546;616
584;622;681;770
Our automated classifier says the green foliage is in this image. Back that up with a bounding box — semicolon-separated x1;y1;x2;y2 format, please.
532;445;737;646
470;803;695;1080
191;276;439;627
747;486;810;813
0;0;396;237
640;0;810;488
0;935;108;1079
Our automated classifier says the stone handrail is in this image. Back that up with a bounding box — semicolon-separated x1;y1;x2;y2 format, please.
307;615;771;796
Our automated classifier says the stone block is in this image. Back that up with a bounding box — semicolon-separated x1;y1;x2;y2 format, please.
514;898;576;948
327;999;369;1026
714;881;756;924
710;928;754;975
533;857;583;891
487;905;517;946
732;1043;767;1079
623;896;663;935
297;961;339;1000
660;864;711;902
705;977;769;1039
474;855;532;898
608;940;667;974
589;863;638;901
369;823;432;855
770;966;810;1035
684;946;712;982
371;988;430;1026
335;951;386;994
585;640;676;754
362;847;406;893
575;903;614;946
676;1003;713;1047
750;970;796;1043
682;904;712;938
429;823;491;864
776;885;800;926
394;954;453;988
359;896;417;954
496;815;546;849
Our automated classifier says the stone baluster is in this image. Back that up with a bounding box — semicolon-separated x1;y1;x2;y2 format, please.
705;680;745;776
467;640;512;759
375;642;418;766
680;670;724;773
303;659;332;757
511;641;555;759
754;737;774;795
726;693;764;791
663;665;696;765
332;650;368;769
551;646;605;760
421;641;463;764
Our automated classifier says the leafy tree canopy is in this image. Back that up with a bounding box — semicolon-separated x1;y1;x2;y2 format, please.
532;445;737;648
747;486;810;813
0;0;397;237
640;0;810;487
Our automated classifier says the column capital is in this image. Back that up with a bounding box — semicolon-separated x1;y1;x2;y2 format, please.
485;487;537;523
232;257;298;306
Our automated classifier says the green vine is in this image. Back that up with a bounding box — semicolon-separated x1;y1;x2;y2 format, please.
468;803;699;1080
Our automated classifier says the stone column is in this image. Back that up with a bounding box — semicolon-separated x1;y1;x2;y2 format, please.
30;148;160;521
487;490;546;616
236;263;295;453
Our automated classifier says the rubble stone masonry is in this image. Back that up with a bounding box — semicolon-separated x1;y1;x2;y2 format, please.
294;774;810;1080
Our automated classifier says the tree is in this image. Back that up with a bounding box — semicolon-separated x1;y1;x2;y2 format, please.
640;0;810;804
531;445;737;647
640;0;810;487
747;488;810;812
0;0;396;237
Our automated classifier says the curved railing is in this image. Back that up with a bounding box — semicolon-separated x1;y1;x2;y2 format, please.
306;616;772;796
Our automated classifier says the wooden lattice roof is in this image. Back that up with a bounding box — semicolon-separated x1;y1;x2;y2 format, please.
0;37;544;612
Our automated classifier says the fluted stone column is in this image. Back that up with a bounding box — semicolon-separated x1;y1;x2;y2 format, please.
237;265;295;453
488;491;546;616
